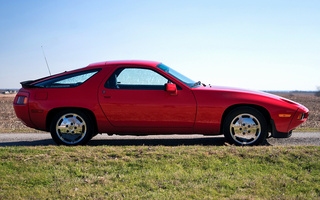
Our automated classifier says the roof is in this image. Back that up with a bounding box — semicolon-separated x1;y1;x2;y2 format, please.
87;60;161;68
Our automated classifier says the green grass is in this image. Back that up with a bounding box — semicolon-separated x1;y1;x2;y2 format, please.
1;146;320;199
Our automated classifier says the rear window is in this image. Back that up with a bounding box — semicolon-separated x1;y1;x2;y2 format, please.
34;69;100;88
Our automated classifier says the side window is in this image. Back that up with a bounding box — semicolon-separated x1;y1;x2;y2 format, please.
34;69;100;88
105;68;169;90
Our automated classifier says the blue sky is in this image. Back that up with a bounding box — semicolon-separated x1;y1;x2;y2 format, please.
1;0;319;90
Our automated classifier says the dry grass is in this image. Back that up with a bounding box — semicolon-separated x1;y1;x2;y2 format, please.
1;96;26;132
0;95;43;132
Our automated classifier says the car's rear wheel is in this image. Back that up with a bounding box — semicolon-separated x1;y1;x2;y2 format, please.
50;109;94;146
223;107;268;146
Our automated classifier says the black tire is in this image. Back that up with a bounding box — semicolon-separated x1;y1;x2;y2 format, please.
50;109;95;146
223;107;268;146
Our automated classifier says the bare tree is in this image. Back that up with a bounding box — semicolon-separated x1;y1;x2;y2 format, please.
316;86;320;97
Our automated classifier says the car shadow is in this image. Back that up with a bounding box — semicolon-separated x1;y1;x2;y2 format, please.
0;139;55;147
89;137;272;146
0;137;229;147
0;136;272;147
88;137;228;146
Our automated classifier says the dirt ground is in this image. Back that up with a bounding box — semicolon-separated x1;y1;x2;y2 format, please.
0;92;319;132
0;94;32;132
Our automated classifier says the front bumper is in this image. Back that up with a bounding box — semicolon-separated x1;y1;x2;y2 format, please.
270;119;292;138
270;105;308;138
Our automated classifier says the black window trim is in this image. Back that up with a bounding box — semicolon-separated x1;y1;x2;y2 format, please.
34;68;102;88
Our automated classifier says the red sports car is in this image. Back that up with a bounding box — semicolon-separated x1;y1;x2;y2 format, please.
13;60;309;146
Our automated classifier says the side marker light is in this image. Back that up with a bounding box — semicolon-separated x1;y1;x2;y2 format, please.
279;114;292;118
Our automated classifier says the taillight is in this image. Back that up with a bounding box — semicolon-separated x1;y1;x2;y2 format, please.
16;96;28;105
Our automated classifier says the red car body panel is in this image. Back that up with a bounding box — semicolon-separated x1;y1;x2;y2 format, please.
13;60;308;137
97;63;197;130
192;86;308;133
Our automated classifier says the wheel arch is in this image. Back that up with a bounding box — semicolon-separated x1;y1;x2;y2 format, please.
220;104;272;134
46;107;98;133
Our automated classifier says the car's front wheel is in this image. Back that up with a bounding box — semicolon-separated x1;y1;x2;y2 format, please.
50;109;94;146
223;107;268;146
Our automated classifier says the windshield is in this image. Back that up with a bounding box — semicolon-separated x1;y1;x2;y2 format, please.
157;63;199;88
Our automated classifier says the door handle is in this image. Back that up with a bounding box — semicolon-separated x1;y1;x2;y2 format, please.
102;91;111;98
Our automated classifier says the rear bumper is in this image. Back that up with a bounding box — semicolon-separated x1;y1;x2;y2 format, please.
13;91;38;129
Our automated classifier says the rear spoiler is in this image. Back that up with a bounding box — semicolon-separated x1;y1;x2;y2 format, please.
19;71;68;89
20;80;42;88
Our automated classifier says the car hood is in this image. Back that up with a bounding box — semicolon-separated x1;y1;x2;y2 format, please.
193;85;304;108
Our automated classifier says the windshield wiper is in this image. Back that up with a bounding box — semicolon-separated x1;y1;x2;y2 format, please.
192;81;202;87
191;81;208;88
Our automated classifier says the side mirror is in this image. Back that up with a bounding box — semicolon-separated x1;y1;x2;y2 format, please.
166;83;178;96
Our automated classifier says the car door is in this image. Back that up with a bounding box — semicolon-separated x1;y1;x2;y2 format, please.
98;66;197;128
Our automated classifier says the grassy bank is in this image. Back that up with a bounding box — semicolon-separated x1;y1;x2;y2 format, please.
1;146;319;199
